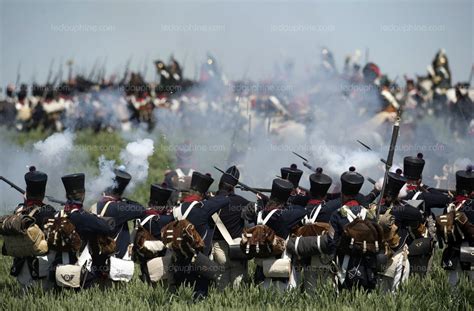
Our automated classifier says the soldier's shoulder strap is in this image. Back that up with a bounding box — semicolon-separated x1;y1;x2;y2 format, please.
412;191;423;200
27;207;40;217
175;168;185;178
303;203;323;225
173;201;200;220
99;201;113;217
256;209;278;226
89;203;98;214
341;205;367;222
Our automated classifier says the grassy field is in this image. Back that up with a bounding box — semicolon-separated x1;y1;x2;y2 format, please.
0;249;472;310
0;129;473;310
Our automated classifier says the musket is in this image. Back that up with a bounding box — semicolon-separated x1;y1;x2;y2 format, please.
248;114;252;146
356;140;387;165
66;59;74;82
51;60;63;86
45;59;55;84
0;176;66;205
100;56;108;82
213;166;265;196
469;64;474;85
142;54;149;79
15;62;21;88
88;58;99;81
236;185;271;193
0;176;24;194
292;151;318;173
120;56;132;85
376;110;401;219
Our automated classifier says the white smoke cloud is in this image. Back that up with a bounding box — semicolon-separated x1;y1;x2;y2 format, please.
119;138;155;190
0;131;77;213
33;131;75;168
86;155;116;202
85;138;155;204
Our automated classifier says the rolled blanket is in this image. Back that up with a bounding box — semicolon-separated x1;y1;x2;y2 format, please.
1;214;36;236
286;235;329;258
192;252;220;281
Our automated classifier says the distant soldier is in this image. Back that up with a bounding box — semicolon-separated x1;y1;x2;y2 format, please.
379;76;400;113
154;60;173;92
0;84;17;128
15;84;33;131
437;166;474;285
168;56;183;87
449;82;473;139
320;47;337;77
211;166;252;290
428;49;451;116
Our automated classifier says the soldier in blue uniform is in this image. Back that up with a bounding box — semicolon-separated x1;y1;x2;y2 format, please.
8;168;57;288
211;166;252;290
171;171;230;299
299;168;333;290
376;172;412;291
59;173;115;287
401;153;451;215
135;184;175;283
439;166;474;285
62;173;115;242
91;169;147;281
304;168;334;223
400;153;451;276
328;167;378;291
253;178;306;288
140;184;175;238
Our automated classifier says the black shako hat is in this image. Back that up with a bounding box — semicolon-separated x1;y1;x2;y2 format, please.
111;169;132;195
385;172;407;198
270;178;293;203
25;167;47;198
61;173;85;200
309;167;332;197
280;164;303;188
456;165;474;193
403;153;425;180
340;166;364;196
191;171;214;194
149;184;173;206
219;165;240;187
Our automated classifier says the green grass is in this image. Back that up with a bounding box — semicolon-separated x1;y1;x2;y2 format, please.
0;249;472;310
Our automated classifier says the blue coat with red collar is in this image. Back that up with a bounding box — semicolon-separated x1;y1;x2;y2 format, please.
95;197;146;258
174;195;230;255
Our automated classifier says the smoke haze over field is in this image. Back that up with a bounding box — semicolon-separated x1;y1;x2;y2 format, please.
0;132;155;214
0;0;472;210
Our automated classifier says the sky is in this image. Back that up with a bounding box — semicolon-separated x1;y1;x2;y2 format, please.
0;0;473;86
